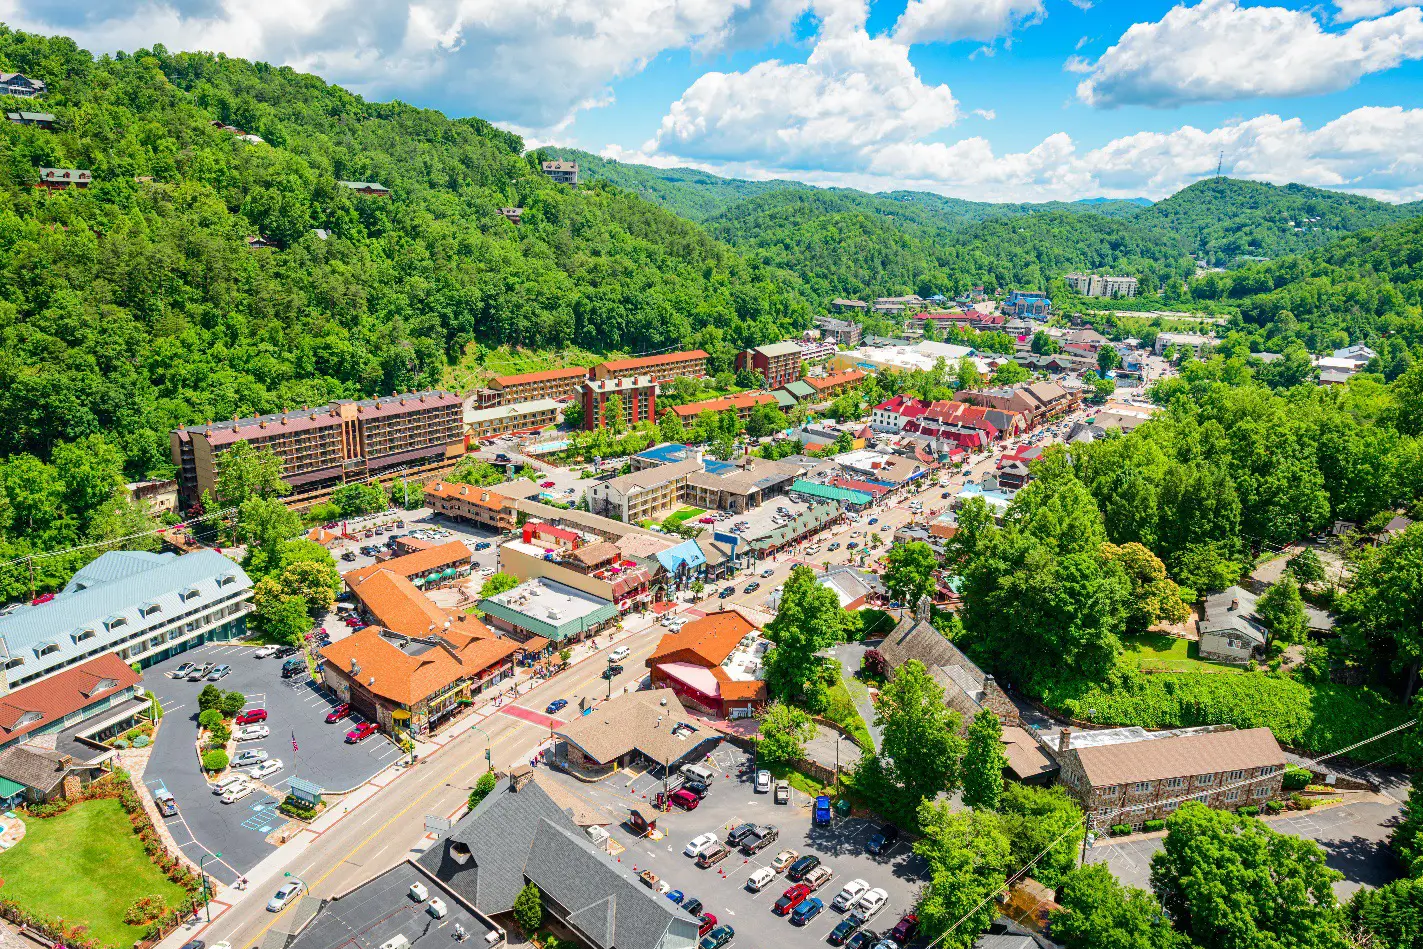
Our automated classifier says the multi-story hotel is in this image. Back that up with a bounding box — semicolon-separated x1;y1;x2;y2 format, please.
423;482;515;533
579;377;658;431
171;391;465;508
463;398;560;440
474;366;589;408
588;459;703;522
589;350;709;384
668;392;779;425
735;341;803;387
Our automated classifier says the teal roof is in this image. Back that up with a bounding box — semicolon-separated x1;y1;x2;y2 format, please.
782;380;817;400
746;502;840;553
772;391;797;409
789;479;873;506
0;776;25;798
478;582;619;642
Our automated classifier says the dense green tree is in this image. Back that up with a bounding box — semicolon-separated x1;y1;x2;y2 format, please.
1097;346;1122;373
757;702;815;765
763;565;846;702
467;770;498;811
882;541;939;606
998;784;1084;889
1149;803;1350;949
1340;524;1423;695
479;572;521;598
990;361;1030;385
867;660;965;822
1257;576;1308;644
1031;332;1062;355
236;496;302;569
1390;783;1423;876
1101;542;1190;632
513;882;543;933
330;482;388;517
961;709;1006;810
1051;865;1187;949
215;444;289;506
746;403;788;439
912;801;1009;949
1349;876;1423;949
1286;548;1327;586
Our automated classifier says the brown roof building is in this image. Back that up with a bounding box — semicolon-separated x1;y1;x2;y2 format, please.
803;369;866;399
668;393;779;423
424;481;515;532
319;624;519;737
554;689;721;773
475;366;589;408
646;610;767;716
590;351;709;384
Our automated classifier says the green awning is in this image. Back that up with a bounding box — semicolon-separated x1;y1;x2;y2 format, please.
411;576;426;586
0;777;26;799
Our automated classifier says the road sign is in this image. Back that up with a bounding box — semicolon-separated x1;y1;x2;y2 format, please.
425;815;453;833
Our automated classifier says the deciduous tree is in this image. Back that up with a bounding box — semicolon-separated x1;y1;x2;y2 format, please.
757;702;815;765
883;541;939;606
961;709;1006;810
912;801;1009;949
1051;865;1186;949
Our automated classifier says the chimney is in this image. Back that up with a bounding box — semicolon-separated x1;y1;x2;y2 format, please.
57;754;73;769
508;763;534;791
1058;728;1072;754
350;658;361;676
1230;597;1239;611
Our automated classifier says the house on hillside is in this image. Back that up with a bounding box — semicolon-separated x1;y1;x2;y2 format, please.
1198;586;1267;663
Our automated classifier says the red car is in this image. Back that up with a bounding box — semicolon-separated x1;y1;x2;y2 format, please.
235;709;268;725
889;914;918;945
344;616;360;627
698;914;717;938
326;702;351;724
540;481;556;488
345;722;378;743
773;884;812;916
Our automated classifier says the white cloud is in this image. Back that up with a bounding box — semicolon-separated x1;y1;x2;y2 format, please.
651;22;959;169
1334;0;1414;20
0;0;807;133
892;0;1045;44
973;108;996;119
1075;0;1423;108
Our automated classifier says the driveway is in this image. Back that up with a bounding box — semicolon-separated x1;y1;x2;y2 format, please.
143;641;401;884
1085;799;1403;899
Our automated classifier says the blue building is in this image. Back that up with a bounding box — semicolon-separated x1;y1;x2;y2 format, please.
0;550;253;694
1005;291;1051;319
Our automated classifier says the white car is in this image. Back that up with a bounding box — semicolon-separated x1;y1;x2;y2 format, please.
267;879;306;912
851;888;889;921
755;770;771;793
249;758;284;780
832;879;869;911
609;646;631;662
746;867;776;892
221;782;253;804
236;724;270;741
233;748;269;766
254;644;281;658
685;832;719;858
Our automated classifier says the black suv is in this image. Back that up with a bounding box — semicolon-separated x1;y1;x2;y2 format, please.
725;822;758;847
682;780;710;799
786;854;821;882
866;823;900;855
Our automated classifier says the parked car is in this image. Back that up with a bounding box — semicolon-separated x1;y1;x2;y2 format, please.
726;822;758;846
696;845;729;868
770;849;798;872
281;657;306;678
828;543;840;552
474;541;492;551
833;880;869;911
787;855;821;882
868;518;878;525
683;898;703;917
761;568;775;578
345;722;378;743
671;789;700;811
804;866;834;891
792;898;824;926
667;890;685;905
743;581;760;594
546;698;569;714
850;889;888;924
889;915;918;945
718;586;735;599
172;663;197;678
700;925;734;949
232;749;269;767
682;780;710;799
236;725;270;742
220;782;253;804
186;664;212;681
697;913;717;938
844;928;877;949
741;824;779;854
254;645;281;658
846;542;859;550
829;919;860;946
866;824;899;855
814;795;833;825
249;759;284;780
746;868;775;892
266;880;305;912
685;832;719;857
773;884;812;916
326;703;351;723
774;783;791;805
755;769;771;793
236;708;268;725
609;646;631;662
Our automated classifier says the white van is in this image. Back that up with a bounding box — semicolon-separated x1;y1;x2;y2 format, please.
680;763;715;784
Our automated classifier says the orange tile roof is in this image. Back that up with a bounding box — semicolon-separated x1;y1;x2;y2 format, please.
806;370;866;391
343;540;471;586
669;393;779;419
348;568;461;639
424;481;507;511
597;350;710;374
320;624;518;707
0;653;141;743
709;666;768;702
491;366;589;387
648;609;759;667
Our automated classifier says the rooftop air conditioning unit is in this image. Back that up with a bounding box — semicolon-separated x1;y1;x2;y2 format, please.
409;882;428;902
428;898;448;919
381;937;412;949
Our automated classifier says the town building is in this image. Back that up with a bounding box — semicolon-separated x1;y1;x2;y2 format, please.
475;366;589;408
797;339;840;363
831;449;930;491
478;577;619;645
423;481;515;533
829;340;976;375
870;395;929;432
346;563;469;640
684;458;801;514
1046;725;1286;830
579;376;658;431
740;501;843;558
1064;273;1139;298
541;160;579;185
6;111;54;128
338;180;391;197
171;391;465;509
772;380;815;408
36;167;91;191
667;392;779;425
1004;291;1050;319
873;295;928;314
464;398;560;440
126;478;179;514
646;611;767;717
0;653;148;756
1198;586;1267;663
880;596;1022;724
420;767;698;949
735;341;803;388
588;459;703;522
1154;332;1213;356
802;369;867;401
498;207;523;224
814;316;863;346
497;527;657;613
344;542;473;593
319;622;518;737
0;744;109;807
589;350;708;384
830;299;867;313
0;73;46;97
555;689;721;774
956;381;1078;429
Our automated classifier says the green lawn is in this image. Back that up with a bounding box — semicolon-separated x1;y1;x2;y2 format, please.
0;798;191;946
662;507;706;529
1122;633;1243;674
824;679;876;751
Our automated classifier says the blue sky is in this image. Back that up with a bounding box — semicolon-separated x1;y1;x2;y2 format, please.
7;0;1423;201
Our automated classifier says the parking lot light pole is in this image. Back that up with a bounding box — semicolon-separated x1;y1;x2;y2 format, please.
199;851;222;922
606;655;614;700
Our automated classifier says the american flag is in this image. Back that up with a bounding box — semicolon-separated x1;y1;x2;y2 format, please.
291;731;299;752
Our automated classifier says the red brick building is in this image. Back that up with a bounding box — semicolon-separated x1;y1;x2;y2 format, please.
736;342;803;388
579;376;658;431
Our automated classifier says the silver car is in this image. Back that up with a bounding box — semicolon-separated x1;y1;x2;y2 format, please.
755;770;771;793
267;879;305;912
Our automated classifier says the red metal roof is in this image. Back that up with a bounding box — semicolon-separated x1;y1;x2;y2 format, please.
0;653;140;743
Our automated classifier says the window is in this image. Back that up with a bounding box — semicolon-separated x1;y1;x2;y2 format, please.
1196;773;1217;785
1254;786;1271;798
141;603;161;617
1164;777;1186;790
1225;790;1240;802
1260;765;1279;776
35;643;59;657
73;629;97;644
1099;785;1119;797
1132;782;1152;794
4;657;23;670
1226;770;1244;782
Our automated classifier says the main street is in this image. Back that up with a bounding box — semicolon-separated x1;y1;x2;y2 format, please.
192;624;666;949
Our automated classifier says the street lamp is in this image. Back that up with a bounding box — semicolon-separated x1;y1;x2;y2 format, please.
606;654;615;700
469;721;493;771
199;851;222;922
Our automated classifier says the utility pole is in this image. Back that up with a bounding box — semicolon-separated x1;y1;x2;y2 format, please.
606;654;614;700
1216;151;1223;178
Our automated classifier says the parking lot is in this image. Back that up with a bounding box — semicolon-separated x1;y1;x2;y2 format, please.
540;745;926;949
144;641;402;884
331;507;503;578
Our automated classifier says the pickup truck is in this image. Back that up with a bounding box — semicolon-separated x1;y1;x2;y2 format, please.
739;824;779;854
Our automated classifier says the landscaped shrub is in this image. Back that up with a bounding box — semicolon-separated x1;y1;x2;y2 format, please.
1110;824;1132;836
201;750;229;771
1143;819;1165;832
113;739;130;750
1238;805;1260;816
1264;800;1284;813
278;796;317;820
133;735;151;748
197;708;224;730
1283;766;1312;790
219;691;246;717
860;649;889;682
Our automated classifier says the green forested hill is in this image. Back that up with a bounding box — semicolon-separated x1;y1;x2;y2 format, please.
0;27;810;476
1135;178;1423;266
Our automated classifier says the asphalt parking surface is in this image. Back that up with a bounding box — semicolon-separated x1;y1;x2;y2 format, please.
144;642;401;884
331;508;502;578
1085;799;1402;898
540;746;925;949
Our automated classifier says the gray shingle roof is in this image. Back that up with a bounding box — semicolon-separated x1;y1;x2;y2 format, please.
1199;586;1266;646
